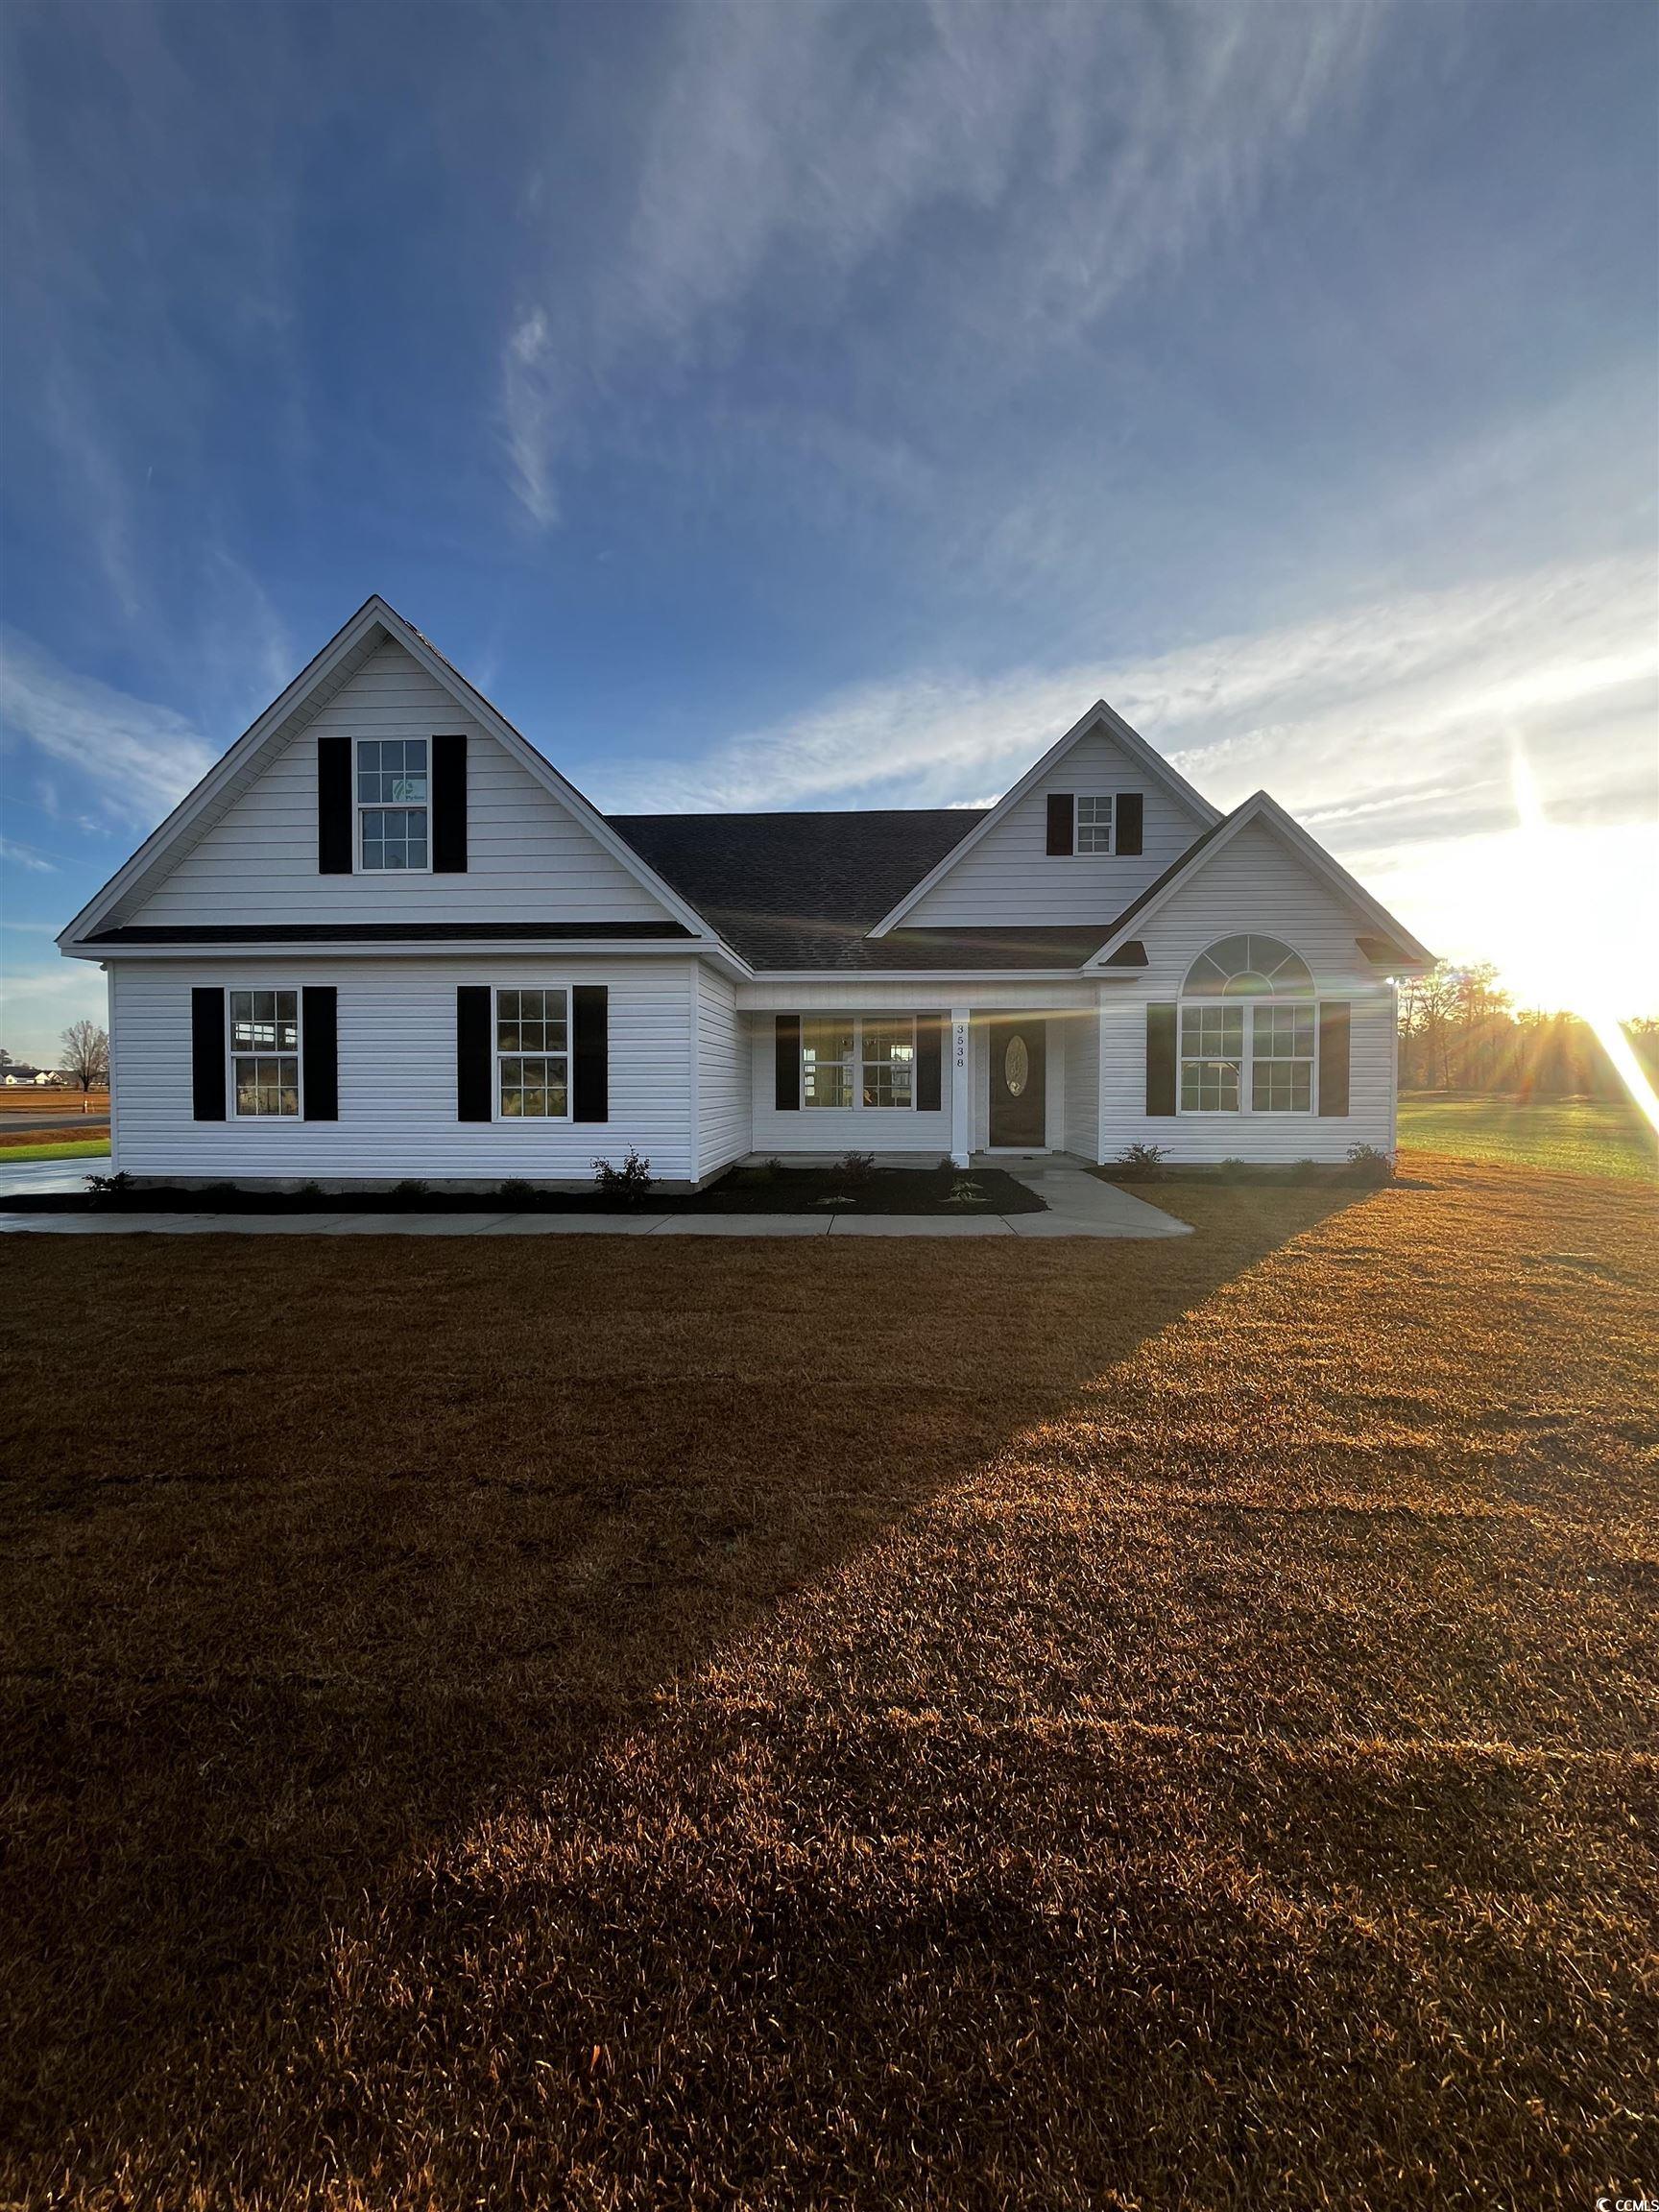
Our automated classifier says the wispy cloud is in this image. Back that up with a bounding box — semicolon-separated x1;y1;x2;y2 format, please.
0;836;57;875
0;632;215;827
501;2;1380;522
588;553;1658;853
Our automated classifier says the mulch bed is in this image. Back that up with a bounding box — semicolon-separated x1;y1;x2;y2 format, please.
2;1163;1045;1216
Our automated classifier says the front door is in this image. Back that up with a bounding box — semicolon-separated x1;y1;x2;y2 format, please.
988;1017;1046;1147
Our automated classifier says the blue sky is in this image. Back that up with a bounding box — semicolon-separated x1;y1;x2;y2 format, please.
2;0;1655;1060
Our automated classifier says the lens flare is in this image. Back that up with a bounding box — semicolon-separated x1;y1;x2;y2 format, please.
1510;737;1659;1147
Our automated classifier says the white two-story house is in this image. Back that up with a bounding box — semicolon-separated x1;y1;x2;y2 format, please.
60;596;1431;1189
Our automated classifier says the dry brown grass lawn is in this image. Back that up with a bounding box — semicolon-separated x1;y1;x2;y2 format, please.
1;1154;1655;2208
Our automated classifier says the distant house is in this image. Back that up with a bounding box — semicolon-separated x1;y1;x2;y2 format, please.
59;595;1431;1187
2;1067;60;1087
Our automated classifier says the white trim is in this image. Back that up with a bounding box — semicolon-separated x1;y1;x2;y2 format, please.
1084;792;1434;974
1175;995;1318;1119
868;700;1221;936
227;986;304;1121
354;735;432;876
950;1008;971;1166
795;1011;920;1112
492;983;572;1124
71;937;728;963
58;595;736;959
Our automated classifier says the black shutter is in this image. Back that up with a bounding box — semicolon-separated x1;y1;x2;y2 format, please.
1046;793;1074;856
1146;1003;1177;1117
432;735;468;874
318;737;352;874
1116;792;1143;855
774;1015;801;1111
916;1013;943;1113
1318;1001;1351;1117
191;987;226;1120
457;985;492;1121
572;985;609;1122
301;987;338;1121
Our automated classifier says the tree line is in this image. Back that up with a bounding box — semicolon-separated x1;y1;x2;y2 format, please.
1397;963;1658;1097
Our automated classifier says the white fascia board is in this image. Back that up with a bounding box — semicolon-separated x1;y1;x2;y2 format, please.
72;936;744;968
57;598;390;949
1082;790;1435;973
867;699;1222;938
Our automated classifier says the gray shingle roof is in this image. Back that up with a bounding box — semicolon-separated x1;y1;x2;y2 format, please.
608;808;1170;971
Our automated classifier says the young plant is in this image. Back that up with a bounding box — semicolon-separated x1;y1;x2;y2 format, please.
593;1147;653;1203
390;1179;430;1202
1115;1142;1169;1176
1345;1142;1394;1185
839;1151;876;1185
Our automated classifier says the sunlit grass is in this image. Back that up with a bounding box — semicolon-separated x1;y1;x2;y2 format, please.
1401;1094;1656;1182
2;1161;1653;2207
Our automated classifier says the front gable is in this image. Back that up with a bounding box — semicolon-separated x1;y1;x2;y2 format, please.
873;703;1218;933
1087;795;1432;987
111;637;671;929
61;599;718;951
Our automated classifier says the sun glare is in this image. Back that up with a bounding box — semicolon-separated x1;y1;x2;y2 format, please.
1509;738;1659;1144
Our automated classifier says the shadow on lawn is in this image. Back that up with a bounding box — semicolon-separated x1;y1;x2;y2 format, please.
0;1181;1530;2201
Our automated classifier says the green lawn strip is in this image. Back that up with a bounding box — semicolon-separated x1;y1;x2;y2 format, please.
1399;1094;1656;1183
0;1139;111;1164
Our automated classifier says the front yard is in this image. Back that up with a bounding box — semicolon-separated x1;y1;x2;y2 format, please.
1;1153;1654;2206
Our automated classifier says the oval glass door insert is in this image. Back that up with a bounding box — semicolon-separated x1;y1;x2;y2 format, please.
1004;1033;1030;1097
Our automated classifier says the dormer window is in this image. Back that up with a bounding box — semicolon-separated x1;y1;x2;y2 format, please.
357;739;429;871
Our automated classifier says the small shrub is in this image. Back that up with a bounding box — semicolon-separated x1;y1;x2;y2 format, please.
497;1179;535;1204
947;1176;988;1207
764;1156;784;1177
201;1182;241;1205
1116;1142;1169;1177
85;1169;132;1200
295;1181;325;1202
1346;1142;1395;1186
839;1151;876;1186
391;1179;430;1202
593;1147;653;1203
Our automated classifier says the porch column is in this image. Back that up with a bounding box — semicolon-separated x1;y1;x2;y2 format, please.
950;1007;971;1166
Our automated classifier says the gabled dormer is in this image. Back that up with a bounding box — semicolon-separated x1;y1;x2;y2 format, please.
869;701;1220;934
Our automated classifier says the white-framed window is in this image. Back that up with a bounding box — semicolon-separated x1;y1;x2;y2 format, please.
1251;1004;1315;1113
357;738;429;871
496;987;569;1119
229;989;301;1118
800;1014;918;1110
802;1015;854;1109
1178;935;1316;1117
1076;795;1115;854
860;1016;916;1108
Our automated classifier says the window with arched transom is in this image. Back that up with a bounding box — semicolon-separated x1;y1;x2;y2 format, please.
1179;936;1316;1114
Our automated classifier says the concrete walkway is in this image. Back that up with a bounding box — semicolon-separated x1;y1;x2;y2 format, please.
0;1155;1189;1239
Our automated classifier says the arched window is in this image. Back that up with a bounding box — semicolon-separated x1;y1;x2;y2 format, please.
1179;935;1315;1114
1182;934;1313;998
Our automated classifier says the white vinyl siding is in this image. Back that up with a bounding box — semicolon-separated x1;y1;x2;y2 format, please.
108;956;697;1184
119;639;673;928
694;965;749;1181
902;728;1206;927
1095;819;1397;1163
